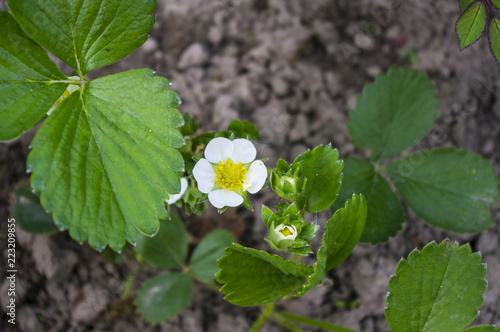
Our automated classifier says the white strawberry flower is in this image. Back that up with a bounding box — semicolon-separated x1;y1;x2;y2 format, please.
165;177;189;205
193;137;267;209
273;224;298;242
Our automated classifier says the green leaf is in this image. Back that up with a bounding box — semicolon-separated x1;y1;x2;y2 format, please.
387;148;499;233
385;242;487;332
456;1;487;50
488;17;500;63
460;0;477;12
12;183;58;234
324;194;367;271
462;326;500;332
7;0;155;75
135;273;192;324
294;144;343;213
295;194;366;297
348;67;439;161
135;216;187;269
188;230;234;282
493;0;500;10
216;244;314;306
27;69;184;252
0;10;68;141
331;158;404;244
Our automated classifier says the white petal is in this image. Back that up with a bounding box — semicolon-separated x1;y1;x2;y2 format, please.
205;137;234;163
179;177;189;195
244;160;267;194
208;189;244;209
193;159;216;193
165;177;189;204
274;224;297;241
229;139;257;164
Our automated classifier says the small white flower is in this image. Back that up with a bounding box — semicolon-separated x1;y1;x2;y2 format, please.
165;177;189;204
274;224;297;242
47;76;81;115
192;137;267;209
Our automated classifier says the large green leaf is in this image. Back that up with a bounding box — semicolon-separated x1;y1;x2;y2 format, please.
216;244;314;306
135;273;192;324
456;1;487;50
188;229;234;282
348;67;439;161
331;158;404;243
387;148;499;233
488;17;500;63
6;0;155;75
295;194;366;297
385;242;487;332
294;144;343;213
0;10;68;141
27;69;184;252
135;216;187;269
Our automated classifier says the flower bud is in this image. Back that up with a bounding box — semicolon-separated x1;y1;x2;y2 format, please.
273;224;297;242
270;160;306;201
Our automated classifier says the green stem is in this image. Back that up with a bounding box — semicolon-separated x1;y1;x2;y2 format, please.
249;303;274;332
271;313;304;332
276;311;359;332
121;264;142;299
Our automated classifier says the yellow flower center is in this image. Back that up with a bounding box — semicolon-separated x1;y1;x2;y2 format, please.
279;226;294;237
214;159;249;191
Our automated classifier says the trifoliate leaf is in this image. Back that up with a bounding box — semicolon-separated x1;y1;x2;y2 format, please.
294;144;343;213
216;244;314;306
456;1;487;50
6;0;155;75
385;242;487;332
12;183;58;234
295;194;366;297
331;158;404;244
0;10;68;141
135;273;192;324
460;0;478;12
387;148;499;233
188;230;234;282
348;67;439;161
135;216;187;269
488;17;500;63
27;69;184;252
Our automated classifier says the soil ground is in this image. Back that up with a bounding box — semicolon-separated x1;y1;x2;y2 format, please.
1;0;499;331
